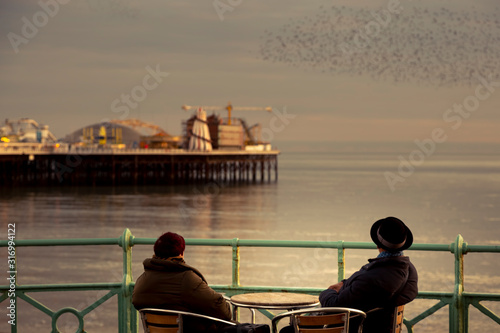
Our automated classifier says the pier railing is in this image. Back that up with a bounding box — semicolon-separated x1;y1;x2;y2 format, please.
0;143;279;155
1;229;499;333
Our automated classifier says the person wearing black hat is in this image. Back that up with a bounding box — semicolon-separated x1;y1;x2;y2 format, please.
132;232;232;332
319;217;418;333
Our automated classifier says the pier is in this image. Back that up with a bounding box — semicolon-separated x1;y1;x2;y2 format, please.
0;145;279;186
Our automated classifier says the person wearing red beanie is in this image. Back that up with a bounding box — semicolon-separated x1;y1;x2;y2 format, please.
133;232;232;332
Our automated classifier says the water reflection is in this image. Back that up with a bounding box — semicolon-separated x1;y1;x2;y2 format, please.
1;151;499;332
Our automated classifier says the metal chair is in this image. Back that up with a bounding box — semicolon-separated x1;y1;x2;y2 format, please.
365;305;405;333
393;305;405;333
139;308;236;333
271;307;366;333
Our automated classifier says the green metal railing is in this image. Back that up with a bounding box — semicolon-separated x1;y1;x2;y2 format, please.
1;229;499;332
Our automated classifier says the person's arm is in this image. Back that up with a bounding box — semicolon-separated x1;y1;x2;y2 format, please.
395;262;419;305
327;281;344;292
319;288;340;307
183;272;231;320
319;281;344;306
320;275;385;310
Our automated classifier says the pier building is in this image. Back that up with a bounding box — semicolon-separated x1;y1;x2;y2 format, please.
0;118;57;144
62;119;181;149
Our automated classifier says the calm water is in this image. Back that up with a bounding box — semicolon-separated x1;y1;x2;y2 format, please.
1;145;500;332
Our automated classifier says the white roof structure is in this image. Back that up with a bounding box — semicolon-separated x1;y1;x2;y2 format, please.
188;108;212;152
62;118;170;146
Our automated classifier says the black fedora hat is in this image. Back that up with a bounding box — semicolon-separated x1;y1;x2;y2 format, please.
370;217;413;252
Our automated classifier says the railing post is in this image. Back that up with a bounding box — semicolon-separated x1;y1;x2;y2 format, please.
451;234;467;333
231;238;241;321
337;241;345;282
118;229;137;333
231;238;241;288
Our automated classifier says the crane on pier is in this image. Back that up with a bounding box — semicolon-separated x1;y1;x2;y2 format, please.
181;102;272;125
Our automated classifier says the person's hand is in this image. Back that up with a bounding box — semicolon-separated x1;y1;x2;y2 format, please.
327;281;343;292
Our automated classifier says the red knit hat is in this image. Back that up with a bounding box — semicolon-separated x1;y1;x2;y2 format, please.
154;232;186;258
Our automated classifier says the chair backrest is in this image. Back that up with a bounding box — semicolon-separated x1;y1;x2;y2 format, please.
139;308;236;333
293;312;347;333
140;309;180;333
393;305;405;333
271;307;366;333
365;305;405;333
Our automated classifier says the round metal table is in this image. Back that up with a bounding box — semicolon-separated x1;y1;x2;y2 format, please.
230;292;320;323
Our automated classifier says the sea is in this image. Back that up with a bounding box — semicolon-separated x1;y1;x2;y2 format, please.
1;141;499;332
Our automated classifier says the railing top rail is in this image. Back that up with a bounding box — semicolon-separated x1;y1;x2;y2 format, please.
0;238;120;247
1;232;499;253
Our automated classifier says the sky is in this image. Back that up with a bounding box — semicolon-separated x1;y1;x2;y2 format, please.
1;0;499;148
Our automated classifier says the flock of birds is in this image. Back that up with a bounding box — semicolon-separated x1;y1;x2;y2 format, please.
259;4;500;86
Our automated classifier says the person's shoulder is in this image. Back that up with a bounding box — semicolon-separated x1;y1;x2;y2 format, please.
182;269;203;280
366;256;411;271
407;258;418;274
179;262;207;281
145;257;190;271
142;257;159;270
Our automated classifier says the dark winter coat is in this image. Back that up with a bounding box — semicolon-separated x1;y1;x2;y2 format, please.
319;255;418;333
132;257;231;333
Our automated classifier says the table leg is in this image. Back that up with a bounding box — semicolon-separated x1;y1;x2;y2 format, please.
250;309;256;324
232;305;257;323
